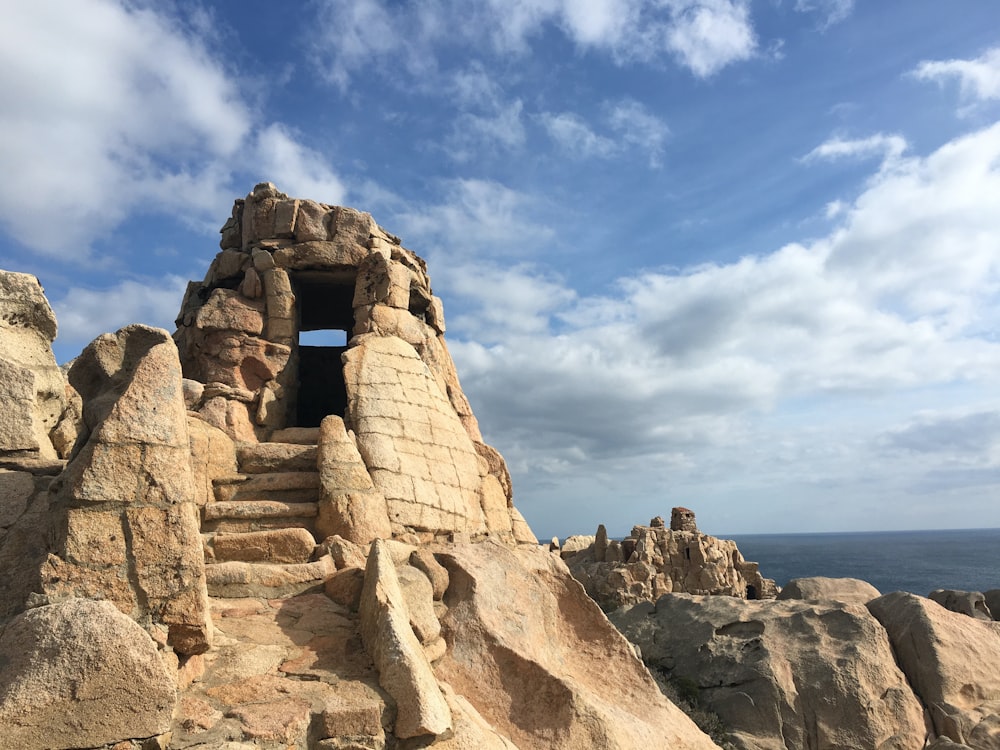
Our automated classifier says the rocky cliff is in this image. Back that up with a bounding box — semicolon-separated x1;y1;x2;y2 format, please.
0;186;720;750
562;509;777;612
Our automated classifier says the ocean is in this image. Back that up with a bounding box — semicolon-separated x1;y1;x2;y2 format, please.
727;528;1000;596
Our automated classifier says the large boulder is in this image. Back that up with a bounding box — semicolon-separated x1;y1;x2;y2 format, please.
612;593;926;750
928;589;994;621
869;592;1000;748
0;598;176;750
434;540;721;750
776;576;881;605
42;325;212;654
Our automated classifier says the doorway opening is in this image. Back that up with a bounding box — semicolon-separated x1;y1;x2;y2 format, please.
293;271;356;427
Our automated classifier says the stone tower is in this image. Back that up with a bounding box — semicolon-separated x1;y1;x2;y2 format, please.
671;506;698;532
173;183;535;546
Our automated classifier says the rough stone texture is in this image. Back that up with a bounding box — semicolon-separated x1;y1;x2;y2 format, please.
987;590;1000;622
317;414;392;544
777;576;882;604
0;598;176;750
211;527;317;564
929;589;995;621
566;517;777;611
434;540;721;750
42;325;212;654
188;415;237;507
0;471;53;625
869;591;1000;748
0;270;66;460
613;593;926;750
671;506;698;532
344;335;488;537
359;539;452;739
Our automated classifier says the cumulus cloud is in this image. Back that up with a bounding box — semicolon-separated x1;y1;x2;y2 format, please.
52;275;191;358
439;122;1000;532
912;47;1000;104
0;0;348;259
0;1;249;256
312;0;758;84
252;124;347;205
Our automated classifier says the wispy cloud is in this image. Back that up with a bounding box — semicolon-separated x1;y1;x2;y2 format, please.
803;133;908;165
912;46;1000;105
540;100;669;166
793;0;855;29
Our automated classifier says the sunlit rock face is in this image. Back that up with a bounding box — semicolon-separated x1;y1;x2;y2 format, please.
174;182;536;546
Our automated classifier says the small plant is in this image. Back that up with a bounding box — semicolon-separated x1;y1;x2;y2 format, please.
651;666;738;750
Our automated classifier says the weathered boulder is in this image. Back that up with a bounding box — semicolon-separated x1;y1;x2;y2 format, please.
929;589;994;621
434;540;721;750
777;576;882;604
0;598;176;750
0;270;66;460
359;539;452;739
612;593;926;750
42;325;212;654
0;470;53;625
566;516;776;611
869;591;1000;748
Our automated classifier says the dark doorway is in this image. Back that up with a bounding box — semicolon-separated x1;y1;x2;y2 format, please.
746;585;758;600
293;272;355;427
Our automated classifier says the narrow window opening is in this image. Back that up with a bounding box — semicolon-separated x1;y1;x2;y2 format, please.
293;272;355;427
684;548;691;561
746;585;758;601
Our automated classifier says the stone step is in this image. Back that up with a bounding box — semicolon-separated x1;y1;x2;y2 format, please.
205;557;334;598
213;471;320;503
207;528;317;565
204;500;319;521
202;516;318;535
269;427;321;445
236;442;318;474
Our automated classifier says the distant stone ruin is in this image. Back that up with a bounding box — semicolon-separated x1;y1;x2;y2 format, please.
563;507;777;611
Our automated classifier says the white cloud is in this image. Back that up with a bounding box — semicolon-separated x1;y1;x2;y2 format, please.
803;133;908;165
793;0;854;28
540;100;669;165
540;113;619;158
312;0;758;85
52;275;191;357
449;100;527;162
0;1;250;256
252;125;347;205
912;47;1000;104
442;122;1000;532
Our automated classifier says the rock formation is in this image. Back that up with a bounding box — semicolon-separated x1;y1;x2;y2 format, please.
612;593;927;750
563;510;777;611
0;188;721;750
776;576;882;605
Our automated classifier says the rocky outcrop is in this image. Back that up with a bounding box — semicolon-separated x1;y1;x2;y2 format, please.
0;598;176;750
435;540;721;750
0;271;70;465
869;592;1000;748
41;325;212;655
776;576;881;604
928;589;994;621
565;512;776;611
612;593;926;750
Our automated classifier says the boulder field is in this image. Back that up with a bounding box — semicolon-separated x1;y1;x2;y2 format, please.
1;185;998;749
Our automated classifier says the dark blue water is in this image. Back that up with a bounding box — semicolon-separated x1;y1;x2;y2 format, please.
728;528;1000;596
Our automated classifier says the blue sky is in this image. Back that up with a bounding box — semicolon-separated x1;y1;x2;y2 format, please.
3;0;1000;538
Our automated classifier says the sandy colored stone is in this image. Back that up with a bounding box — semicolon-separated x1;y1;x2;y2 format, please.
317;415;392;544
205;556;334;598
409;548;450;600
480;473;513;540
612;593;926;750
929;589;994;621
434;541;719;750
360;539;452;739
397;564;441;644
194;288;265;335
777;576;882;604
325;566;366;610
237;441;317;473
211;527;317;564
188;415;237;507
869;591;1000;747
322;535;368;569
226;698;313;743
0;469;34;528
0;599;176;750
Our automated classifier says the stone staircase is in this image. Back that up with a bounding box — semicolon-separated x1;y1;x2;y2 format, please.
202;427;335;598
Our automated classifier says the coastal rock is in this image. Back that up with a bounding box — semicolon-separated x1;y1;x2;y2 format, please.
986;590;1000;622
434;540;721;750
929;589;994;621
777;576;882;604
0;598;176;750
566;511;776;611
868;591;1000;747
612;593;926;750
